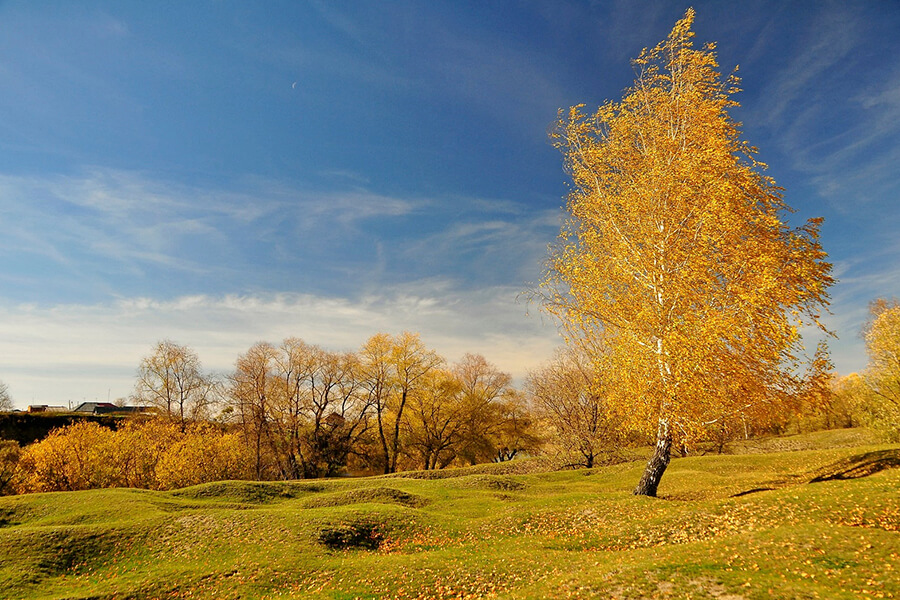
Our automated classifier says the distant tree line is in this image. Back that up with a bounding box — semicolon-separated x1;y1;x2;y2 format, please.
2;332;543;494
140;332;543;479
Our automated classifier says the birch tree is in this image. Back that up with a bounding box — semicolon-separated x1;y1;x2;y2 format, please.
542;10;833;496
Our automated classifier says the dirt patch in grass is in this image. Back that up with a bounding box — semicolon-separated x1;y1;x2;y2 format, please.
316;520;385;551
0;505;30;528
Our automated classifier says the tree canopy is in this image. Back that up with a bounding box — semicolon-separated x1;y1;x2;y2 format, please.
134;340;217;429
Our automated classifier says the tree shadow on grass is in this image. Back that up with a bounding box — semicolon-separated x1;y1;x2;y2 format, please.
729;449;900;498
808;449;900;483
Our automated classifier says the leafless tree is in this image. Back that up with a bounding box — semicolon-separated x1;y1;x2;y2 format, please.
0;380;12;412
134;340;217;430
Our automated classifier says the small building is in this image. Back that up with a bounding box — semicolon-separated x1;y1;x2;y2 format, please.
27;405;69;413
72;402;119;415
71;402;155;416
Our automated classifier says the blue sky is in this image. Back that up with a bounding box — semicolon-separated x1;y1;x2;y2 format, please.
1;1;899;408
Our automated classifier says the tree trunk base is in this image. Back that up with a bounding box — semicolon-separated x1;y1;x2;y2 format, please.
633;434;672;497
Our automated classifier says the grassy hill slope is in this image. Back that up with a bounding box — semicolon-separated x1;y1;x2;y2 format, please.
1;429;898;599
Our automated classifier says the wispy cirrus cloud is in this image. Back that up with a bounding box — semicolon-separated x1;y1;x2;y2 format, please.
735;5;900;371
752;6;862;131
748;5;900;209
271;3;572;135
401;209;561;286
0;170;417;298
0;167;555;302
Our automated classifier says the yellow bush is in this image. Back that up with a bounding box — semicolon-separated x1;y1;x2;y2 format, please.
15;419;253;493
155;423;253;489
17;422;118;492
113;418;183;489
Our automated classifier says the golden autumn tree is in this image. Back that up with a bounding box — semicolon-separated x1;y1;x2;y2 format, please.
360;332;443;474
542;10;833;496
16;422;118;492
863;299;900;438
229;341;281;479
402;367;465;470
452;353;516;465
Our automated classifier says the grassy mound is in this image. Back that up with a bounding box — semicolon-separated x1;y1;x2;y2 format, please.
443;474;527;491
1;428;897;599
302;486;429;509
722;427;886;455
171;480;332;504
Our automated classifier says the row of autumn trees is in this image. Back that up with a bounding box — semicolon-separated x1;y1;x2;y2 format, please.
3;333;547;494
2;299;898;495
829;300;900;440
225;333;538;479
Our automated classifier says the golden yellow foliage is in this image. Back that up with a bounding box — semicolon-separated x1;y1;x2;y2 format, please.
402;367;464;470
360;332;443;474
15;418;253;493
542;9;833;494
155;423;252;489
113;418;183;489
16;421;118;492
0;440;18;495
863;300;900;438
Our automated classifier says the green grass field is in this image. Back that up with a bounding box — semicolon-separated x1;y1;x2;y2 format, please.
1;429;897;599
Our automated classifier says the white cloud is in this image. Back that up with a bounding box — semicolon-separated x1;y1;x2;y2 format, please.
0;168;424;255
0;285;562;409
